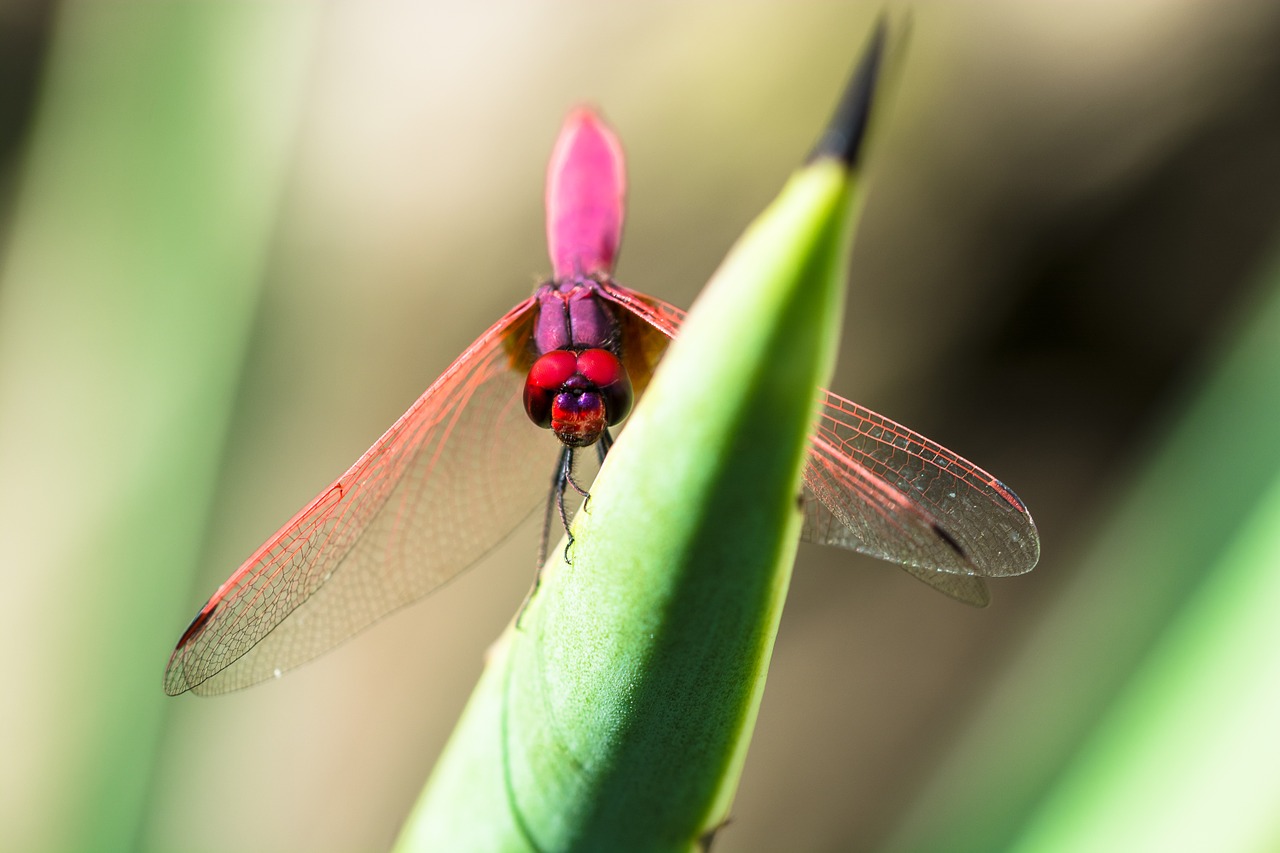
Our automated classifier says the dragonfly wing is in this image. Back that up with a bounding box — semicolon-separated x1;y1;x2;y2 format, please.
804;390;1039;578
165;298;550;695
597;281;684;398
598;282;1038;597
892;564;990;607
598;281;686;337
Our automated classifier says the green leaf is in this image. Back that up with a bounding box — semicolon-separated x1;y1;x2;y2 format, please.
0;5;315;850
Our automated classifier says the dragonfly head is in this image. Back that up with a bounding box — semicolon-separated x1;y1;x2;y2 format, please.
524;348;633;447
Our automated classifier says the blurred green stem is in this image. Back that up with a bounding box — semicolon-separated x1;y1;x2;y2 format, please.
0;5;315;851
1008;441;1280;851
886;248;1280;853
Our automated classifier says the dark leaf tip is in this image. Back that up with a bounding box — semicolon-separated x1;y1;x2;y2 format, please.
809;17;888;167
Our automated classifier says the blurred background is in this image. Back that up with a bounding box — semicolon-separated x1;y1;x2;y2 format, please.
3;2;1280;851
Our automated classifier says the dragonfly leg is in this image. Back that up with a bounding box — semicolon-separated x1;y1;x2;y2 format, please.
536;445;577;568
521;445;577;628
556;447;579;557
522;445;578;625
522;428;613;626
564;466;590;499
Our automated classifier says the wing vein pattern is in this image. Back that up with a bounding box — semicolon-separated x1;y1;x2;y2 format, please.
166;299;547;695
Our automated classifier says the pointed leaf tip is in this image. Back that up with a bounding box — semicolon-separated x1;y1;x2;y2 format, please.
809;17;888;167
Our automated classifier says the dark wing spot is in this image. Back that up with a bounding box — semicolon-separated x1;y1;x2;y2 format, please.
176;598;219;650
933;523;967;558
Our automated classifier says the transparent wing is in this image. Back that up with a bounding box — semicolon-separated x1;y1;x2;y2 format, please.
602;283;1037;603
165;297;551;695
803;391;1039;579
897;565;991;607
598;280;684;397
598;280;685;338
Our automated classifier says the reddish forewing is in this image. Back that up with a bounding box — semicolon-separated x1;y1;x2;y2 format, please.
165;297;544;695
598;281;684;401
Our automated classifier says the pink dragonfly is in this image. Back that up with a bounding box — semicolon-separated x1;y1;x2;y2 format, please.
165;108;1039;697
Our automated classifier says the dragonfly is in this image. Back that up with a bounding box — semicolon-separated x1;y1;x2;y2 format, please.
165;107;1039;697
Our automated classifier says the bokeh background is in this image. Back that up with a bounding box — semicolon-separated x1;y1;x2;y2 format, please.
4;2;1280;851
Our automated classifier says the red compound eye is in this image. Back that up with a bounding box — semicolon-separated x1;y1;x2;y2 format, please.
523;348;633;437
575;348;623;387
523;350;578;428
577;348;632;426
527;350;577;391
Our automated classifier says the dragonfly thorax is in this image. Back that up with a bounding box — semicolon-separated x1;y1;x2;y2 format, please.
523;348;633;447
532;279;620;352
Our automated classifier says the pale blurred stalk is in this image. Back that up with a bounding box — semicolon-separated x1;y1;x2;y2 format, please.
886;249;1280;853
1007;433;1280;851
0;4;315;851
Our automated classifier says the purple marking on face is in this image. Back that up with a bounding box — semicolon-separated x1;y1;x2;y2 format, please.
551;388;606;447
557;388;600;415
